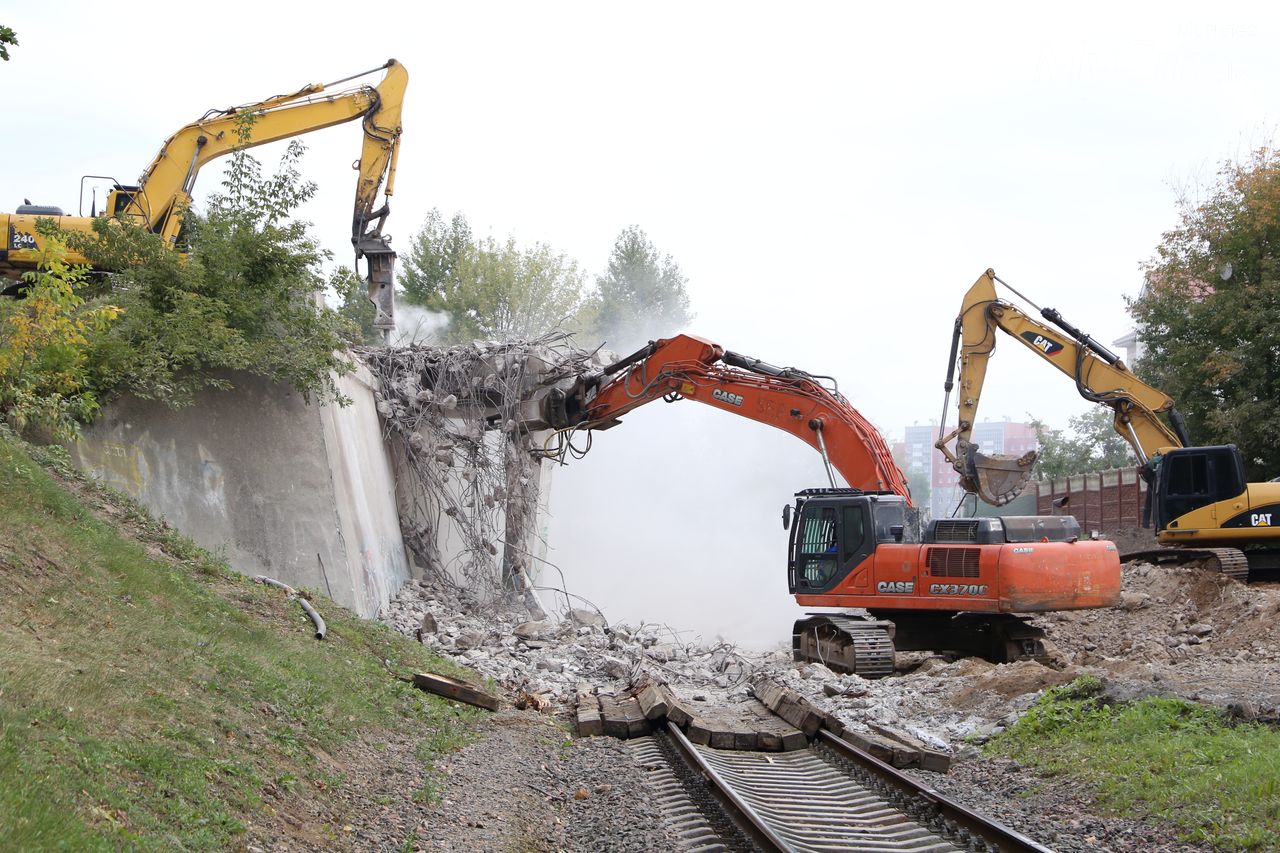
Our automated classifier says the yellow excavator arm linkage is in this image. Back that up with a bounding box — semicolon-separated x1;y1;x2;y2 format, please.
120;60;406;244
936;268;1190;505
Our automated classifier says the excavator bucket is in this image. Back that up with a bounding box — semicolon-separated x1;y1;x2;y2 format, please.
959;441;1037;506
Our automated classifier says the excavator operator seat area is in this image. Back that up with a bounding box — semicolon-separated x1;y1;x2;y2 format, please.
1153;445;1247;529
787;494;905;594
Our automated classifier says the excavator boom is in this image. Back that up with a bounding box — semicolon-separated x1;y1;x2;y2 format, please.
553;334;912;499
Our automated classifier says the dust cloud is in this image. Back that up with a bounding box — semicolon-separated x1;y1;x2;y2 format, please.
544;401;835;651
392;304;451;346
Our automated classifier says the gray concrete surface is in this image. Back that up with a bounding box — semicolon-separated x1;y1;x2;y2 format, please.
71;365;410;618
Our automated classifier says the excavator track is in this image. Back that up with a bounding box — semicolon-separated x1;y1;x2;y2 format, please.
1120;546;1251;583
792;615;895;679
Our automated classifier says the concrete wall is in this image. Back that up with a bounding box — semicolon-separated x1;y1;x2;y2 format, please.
71;365;410;618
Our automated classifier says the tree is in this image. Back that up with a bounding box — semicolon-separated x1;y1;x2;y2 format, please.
0;242;119;438
331;265;380;346
68;120;358;408
1130;147;1280;480
582;225;693;352
1030;408;1133;479
399;210;586;342
398;209;472;309
0;25;17;61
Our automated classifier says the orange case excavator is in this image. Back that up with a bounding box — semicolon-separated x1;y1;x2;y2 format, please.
549;333;1120;677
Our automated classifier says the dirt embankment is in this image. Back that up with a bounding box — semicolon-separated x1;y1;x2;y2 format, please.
1037;561;1280;717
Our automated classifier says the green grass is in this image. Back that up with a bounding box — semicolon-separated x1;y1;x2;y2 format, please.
988;676;1280;851
0;432;486;850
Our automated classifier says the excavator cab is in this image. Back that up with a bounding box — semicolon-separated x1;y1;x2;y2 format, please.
785;489;915;595
1150;445;1247;531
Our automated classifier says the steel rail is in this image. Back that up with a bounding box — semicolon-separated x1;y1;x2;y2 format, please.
664;721;793;852
817;730;1054;853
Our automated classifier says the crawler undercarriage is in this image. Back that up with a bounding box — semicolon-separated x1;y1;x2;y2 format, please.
792;611;1048;678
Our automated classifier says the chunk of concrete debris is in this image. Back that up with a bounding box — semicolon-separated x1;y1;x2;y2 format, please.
1188;622;1214;637
800;662;837;680
420;612;438;634
514;621;554;641
1119;591;1151;611
568;608;607;629
602;656;631;680
454;629;485;650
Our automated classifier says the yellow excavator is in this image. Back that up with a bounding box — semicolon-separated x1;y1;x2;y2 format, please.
1;60;407;332
936;268;1280;581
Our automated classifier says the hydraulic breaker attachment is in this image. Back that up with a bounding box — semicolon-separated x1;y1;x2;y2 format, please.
359;237;397;335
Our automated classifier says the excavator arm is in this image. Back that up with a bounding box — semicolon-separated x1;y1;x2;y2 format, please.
5;60;406;329
937;268;1191;505
551;334;912;499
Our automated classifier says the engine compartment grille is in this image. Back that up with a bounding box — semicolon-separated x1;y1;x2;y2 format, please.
926;547;981;577
930;519;980;543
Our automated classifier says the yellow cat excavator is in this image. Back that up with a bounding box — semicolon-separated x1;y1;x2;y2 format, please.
1;60;407;332
936;268;1280;581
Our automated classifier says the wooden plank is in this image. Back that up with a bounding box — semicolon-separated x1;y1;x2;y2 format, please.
576;706;603;737
575;686;603;737
869;723;950;772
747;687;813;752
709;727;736;750
779;729;809;751
817;710;846;740
863;724;920;768
619;697;652;737
600;695;631;739
733;727;759;751
411;672;500;711
666;692;692;727
837;729;900;764
687;715;712;745
752;677;785;711
635;683;670;720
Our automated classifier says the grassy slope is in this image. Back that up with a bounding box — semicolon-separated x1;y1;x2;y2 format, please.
988;677;1280;851
0;433;484;851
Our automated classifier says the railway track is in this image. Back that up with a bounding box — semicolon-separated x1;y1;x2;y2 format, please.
631;721;1053;853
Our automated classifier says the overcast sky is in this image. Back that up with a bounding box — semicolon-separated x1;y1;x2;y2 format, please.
7;3;1278;643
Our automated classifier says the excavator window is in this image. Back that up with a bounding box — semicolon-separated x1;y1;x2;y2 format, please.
1155;446;1247;529
1166;453;1209;496
790;499;877;592
796;505;839;588
841;506;866;560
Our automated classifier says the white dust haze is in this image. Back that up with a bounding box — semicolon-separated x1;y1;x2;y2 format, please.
392;304;452;346
544;401;835;651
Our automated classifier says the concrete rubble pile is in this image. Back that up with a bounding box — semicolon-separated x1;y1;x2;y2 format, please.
382;577;759;708
384;559;1280;758
381;573;1043;751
